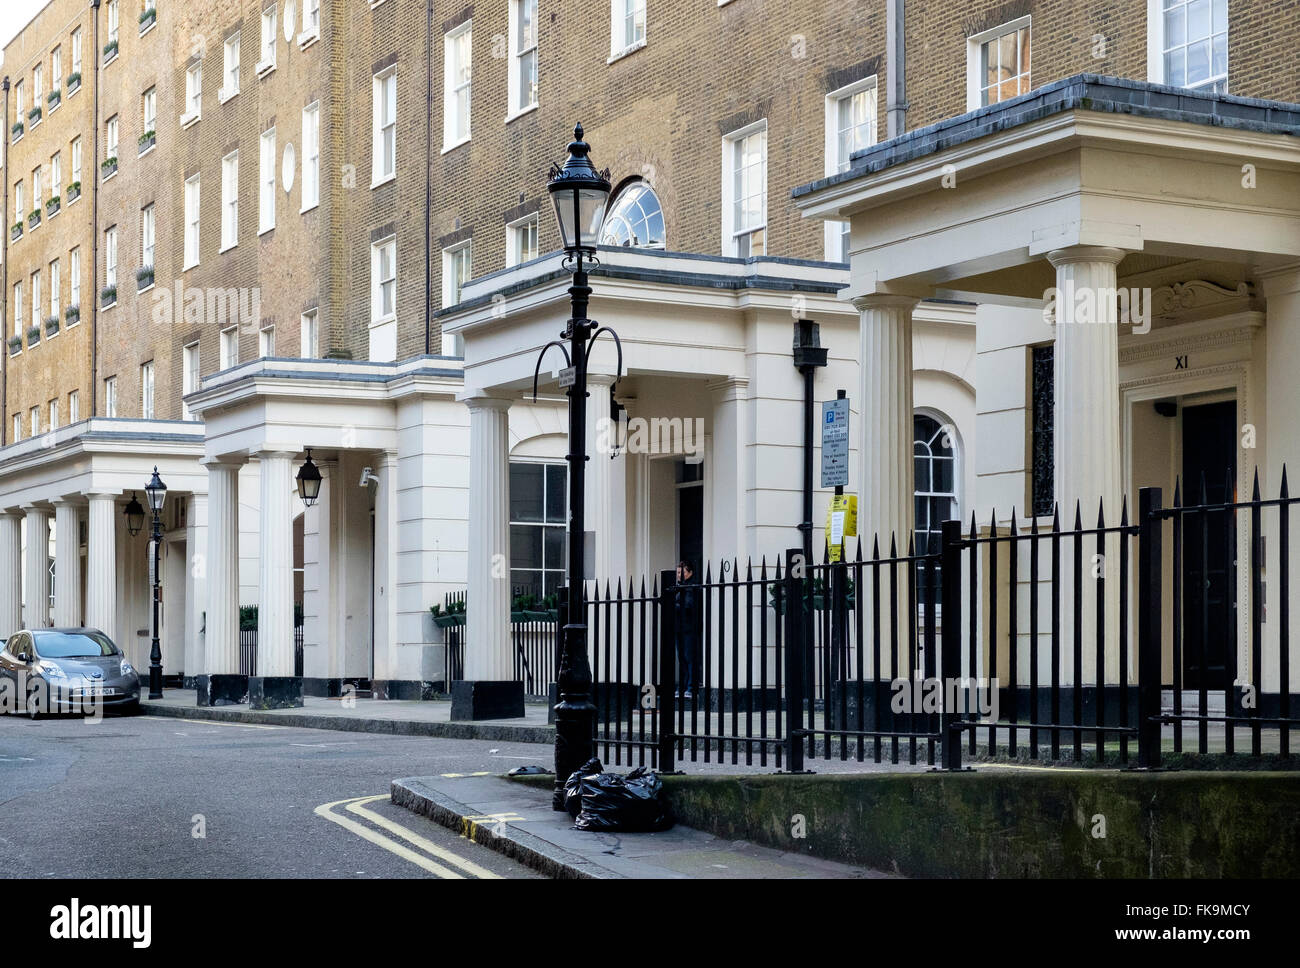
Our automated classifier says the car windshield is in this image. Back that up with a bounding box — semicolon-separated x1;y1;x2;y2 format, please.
33;631;120;658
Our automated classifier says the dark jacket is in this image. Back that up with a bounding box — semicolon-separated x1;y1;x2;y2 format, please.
673;574;701;648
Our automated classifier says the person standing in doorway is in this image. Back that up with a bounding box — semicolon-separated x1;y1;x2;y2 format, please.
674;560;701;698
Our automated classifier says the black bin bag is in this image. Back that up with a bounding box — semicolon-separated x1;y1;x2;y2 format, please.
572;764;674;833
563;758;604;818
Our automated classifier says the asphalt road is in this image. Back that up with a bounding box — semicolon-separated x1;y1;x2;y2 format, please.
0;711;549;879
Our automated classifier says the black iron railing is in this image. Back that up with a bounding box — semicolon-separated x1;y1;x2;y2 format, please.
237;622;306;678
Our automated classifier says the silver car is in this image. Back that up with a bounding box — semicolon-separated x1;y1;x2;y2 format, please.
0;628;141;718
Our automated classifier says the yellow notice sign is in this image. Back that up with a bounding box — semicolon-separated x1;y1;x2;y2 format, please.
825;494;859;562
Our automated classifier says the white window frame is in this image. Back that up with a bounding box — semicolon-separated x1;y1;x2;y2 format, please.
31;271;41;330
259;128;277;233
442;22;472;151
182;342;200;419
49;259;60;321
141;203;155;271
966;16;1031;111
299;0;321;46
258;5;278;75
31;408;39;438
106;115;118;162
259;325;276;358
372;68;397;186
14;81;23;121
71;29;82;77
183;62;203;125
11;282;21;339
301;102;320;211
50;152;62;208
13;414;20;441
142;86;156;144
220;327;238;370
300;308;318;358
721;120;767;258
68;390;79;423
221;33;241;103
104;227;117;291
107;0;119;45
184;174;201;269
14;181;23;227
441;240;472;309
51;48;61;106
49;399;59;432
507;0;538;120
141;362;155;419
71;137;82;187
506;214;539;268
609;0;647;61
69;247;81;311
823;76;877;262
32;65;43;122
221;151;239;252
1147;0;1229;93
371;236;397;325
104;377;117;418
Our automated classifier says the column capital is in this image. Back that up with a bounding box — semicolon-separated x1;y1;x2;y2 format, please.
51;497;83;509
201;455;248;470
255;448;300;462
587;372;618;389
1046;245;1127;269
852;293;920;314
461;393;513;412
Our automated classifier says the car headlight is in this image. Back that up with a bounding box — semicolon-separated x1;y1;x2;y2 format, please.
36;660;66;679
120;659;135;676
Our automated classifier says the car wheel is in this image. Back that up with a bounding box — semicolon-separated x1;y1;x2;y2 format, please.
25;689;41;721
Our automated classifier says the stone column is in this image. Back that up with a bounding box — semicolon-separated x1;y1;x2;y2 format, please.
184;493;208;685
301;460;333;681
0;512;23;637
23;507;52;630
253;450;300;706
585;373;627;582
459;395;522;719
85;494;117;638
200;459;243;704
372;449;399;692
52;501;82;627
1048;246;1126;517
855;295;918;552
708;376;749;563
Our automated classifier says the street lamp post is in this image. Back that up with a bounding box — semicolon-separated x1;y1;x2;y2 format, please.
532;123;622;810
144;467;168;699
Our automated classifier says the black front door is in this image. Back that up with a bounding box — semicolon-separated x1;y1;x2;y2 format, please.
676;460;704;574
1182;401;1237;691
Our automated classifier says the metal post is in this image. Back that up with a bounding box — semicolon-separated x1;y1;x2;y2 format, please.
149;508;163;699
1137;487;1163;769
784;546;806;773
552;261;598;809
657;569;677;773
940;519;962;770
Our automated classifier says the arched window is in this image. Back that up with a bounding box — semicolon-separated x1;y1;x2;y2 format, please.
914;413;959;599
600;179;665;249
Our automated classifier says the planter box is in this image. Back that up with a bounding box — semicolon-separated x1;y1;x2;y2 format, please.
137;270;154;291
101;159;118;179
7;338;21;356
103;42;119;63
138;133;156;154
44;318;59;338
433;614;465;629
67;75;81;94
10;224;21;242
139;11;156;32
27;107;41;123
510;611;528;623
101;287;117;307
28;211;40;229
26;329;40;349
67;183;81;203
45;198;60;217
47;91;61;109
64;306;80;326
522;610;553;623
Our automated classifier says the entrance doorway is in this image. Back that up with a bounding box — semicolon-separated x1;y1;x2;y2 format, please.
676;460;703;572
1181;400;1236;691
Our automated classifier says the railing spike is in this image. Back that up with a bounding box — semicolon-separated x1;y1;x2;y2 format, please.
1097;496;1106;529
1173;476;1182;507
1282;464;1290;499
1253;466;1262;501
1052;503;1060;531
1073;499;1083;531
872;535;881;559
1120;494;1129;527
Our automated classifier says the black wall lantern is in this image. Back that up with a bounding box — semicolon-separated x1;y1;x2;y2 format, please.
124;492;146;536
297;449;322;506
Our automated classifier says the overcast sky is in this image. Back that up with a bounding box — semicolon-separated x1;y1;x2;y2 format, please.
0;0;52;61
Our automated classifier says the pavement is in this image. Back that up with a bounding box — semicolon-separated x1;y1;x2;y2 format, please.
391;771;892;879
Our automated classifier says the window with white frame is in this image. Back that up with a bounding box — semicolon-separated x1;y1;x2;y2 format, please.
443;23;471;148
442;241;471;307
184;174;200;268
14;181;22;226
31;271;41;329
106;115;118;161
722;122;766;257
221;151;239;250
371;236;397;323
259;325;275;357
509;461;567;598
506;216;538;267
68;390;79;423
51;152;62;202
509;0;537;115
104;377;117;418
69;247;80;309
32;166;43;207
141;203;155;269
968;17;1031;109
260;128;276;232
14;81;23;120
72;29;82;76
303;0;320;36
107;0;119;45
301;102;320;209
49;399;59;432
142;86;156;138
611;0;646;58
223;33;241;99
71;137;82;185
30;408;39;438
914;412;960;600
33;65;43;112
825;77;876;261
601;180;665;248
104;227;117;290
372;68;396;184
141;362;155;418
220;327;237;369
260;5;278;70
11;282;21;338
13;414;20;441
52;48;61;94
49;259;59;319
1153;0;1228;92
300;308;318;357
182;342;199;419
184;62;202;121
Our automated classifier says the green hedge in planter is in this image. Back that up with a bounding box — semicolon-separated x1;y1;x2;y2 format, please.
44;315;59;337
64;304;80;324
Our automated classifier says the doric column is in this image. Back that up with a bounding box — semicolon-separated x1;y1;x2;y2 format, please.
708;376;749;563
464;396;512;681
256;450;296;678
203;459;242;676
23;507;52;630
301;460;334;680
85;494;117;638
52;501;82;627
1048;246;1126;517
854;294;918;551
585;373;626;581
184;493;208;681
0;512;23;637
372;449;399;684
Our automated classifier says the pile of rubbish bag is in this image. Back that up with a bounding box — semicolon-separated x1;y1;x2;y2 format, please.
563;758;674;833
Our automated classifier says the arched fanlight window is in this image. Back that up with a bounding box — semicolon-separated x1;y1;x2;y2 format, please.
600;179;666;249
914;413;959;600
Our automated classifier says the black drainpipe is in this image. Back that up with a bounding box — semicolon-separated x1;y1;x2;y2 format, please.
90;0;101;416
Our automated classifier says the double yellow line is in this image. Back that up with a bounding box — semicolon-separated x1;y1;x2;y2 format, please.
315;795;501;879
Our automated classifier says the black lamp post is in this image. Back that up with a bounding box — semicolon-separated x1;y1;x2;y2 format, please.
144;466;167;699
297;450;322;507
792;319;827;567
532;123;624;810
